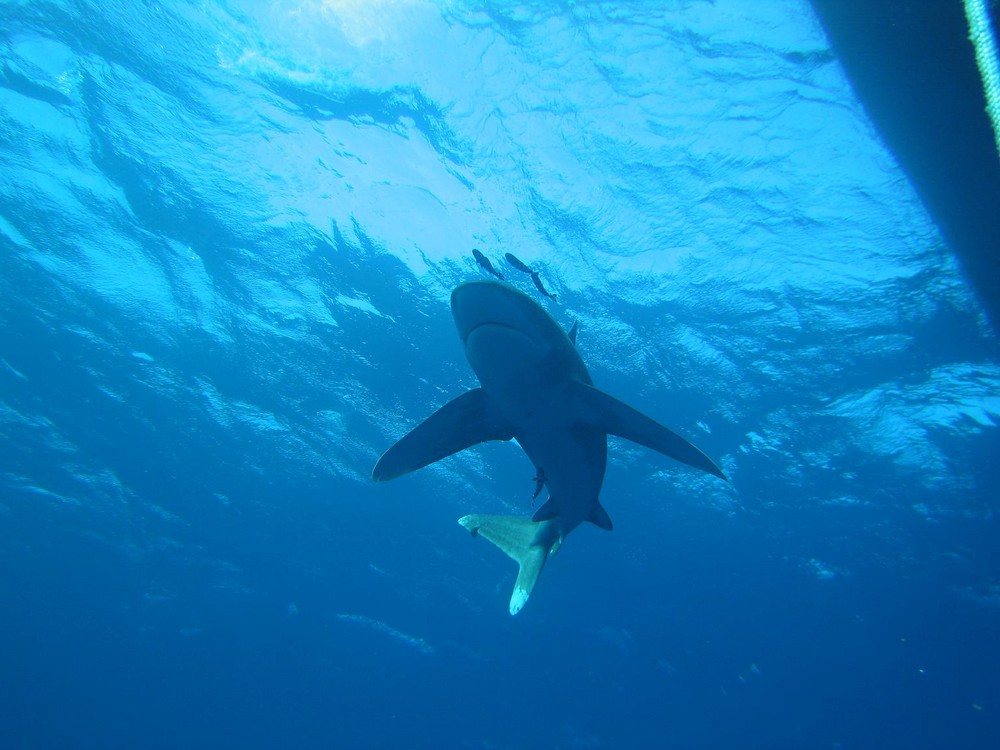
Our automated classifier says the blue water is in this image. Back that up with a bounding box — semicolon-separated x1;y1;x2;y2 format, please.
2;2;999;748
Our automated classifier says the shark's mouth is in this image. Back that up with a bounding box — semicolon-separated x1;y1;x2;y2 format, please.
461;320;523;344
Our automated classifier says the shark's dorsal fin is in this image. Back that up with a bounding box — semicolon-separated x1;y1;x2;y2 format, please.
567;321;578;346
575;383;727;481
372;388;514;481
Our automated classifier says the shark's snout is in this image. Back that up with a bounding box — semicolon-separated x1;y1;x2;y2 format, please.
451;281;531;343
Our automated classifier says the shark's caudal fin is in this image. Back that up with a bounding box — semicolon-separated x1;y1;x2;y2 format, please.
575;383;728;481
458;514;561;615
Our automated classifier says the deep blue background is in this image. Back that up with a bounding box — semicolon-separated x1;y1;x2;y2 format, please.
2;1;999;748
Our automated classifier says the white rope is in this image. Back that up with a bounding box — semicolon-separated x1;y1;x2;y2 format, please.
964;0;1000;161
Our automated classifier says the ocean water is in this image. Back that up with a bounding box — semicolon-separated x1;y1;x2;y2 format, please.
1;1;999;748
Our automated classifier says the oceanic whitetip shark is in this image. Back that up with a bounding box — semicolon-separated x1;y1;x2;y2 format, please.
372;281;726;614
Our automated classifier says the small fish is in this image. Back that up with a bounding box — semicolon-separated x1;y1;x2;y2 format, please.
532;466;548;502
504;252;534;275
531;271;557;300
472;248;504;280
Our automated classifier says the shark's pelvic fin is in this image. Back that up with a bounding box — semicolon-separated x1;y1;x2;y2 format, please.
532;496;612;529
458;514;560;615
575;382;728;481
372;388;514;482
531;498;559;522
587;499;613;530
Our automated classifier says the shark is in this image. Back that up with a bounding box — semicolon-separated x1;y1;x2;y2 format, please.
372;281;727;614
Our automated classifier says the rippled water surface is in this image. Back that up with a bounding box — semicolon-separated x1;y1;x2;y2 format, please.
2;2;998;748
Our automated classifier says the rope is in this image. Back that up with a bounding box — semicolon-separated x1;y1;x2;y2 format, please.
964;0;1000;160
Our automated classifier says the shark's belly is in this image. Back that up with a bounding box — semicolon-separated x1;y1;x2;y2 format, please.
507;396;608;527
475;353;607;524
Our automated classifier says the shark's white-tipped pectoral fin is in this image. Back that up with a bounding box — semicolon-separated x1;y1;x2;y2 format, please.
372;389;514;481
458;514;554;616
575;383;727;481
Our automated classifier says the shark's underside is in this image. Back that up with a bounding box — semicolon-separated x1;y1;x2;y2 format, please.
373;281;726;614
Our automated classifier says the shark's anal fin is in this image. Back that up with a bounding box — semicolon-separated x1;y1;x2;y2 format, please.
372;388;514;482
458;514;558;615
576;383;727;481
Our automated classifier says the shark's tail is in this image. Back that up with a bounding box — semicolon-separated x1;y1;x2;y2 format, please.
458;514;562;615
